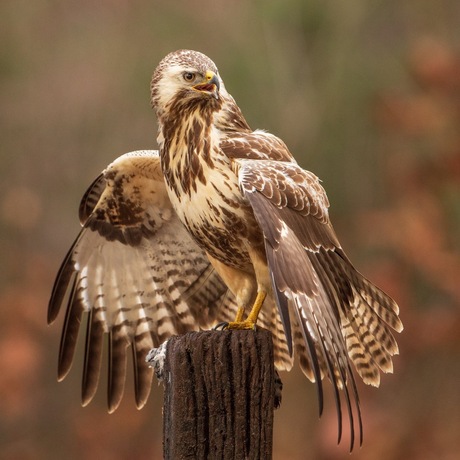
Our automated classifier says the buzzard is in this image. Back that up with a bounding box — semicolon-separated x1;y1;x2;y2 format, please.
49;50;403;450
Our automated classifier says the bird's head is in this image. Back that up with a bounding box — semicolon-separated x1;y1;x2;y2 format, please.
151;50;223;116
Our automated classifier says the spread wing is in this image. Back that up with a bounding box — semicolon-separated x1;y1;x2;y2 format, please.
235;155;403;450
48;150;237;412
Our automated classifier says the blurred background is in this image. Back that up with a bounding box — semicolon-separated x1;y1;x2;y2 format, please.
1;0;460;459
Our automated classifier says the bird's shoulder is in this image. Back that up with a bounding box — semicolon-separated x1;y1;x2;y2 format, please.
220;129;295;163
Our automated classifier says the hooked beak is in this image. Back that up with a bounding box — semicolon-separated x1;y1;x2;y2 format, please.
193;70;220;99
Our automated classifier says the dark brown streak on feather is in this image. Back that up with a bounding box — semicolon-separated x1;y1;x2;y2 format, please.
161;92;222;198
184;118;208;196
85;170;154;246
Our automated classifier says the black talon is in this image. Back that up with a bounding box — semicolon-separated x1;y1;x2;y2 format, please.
214;322;229;331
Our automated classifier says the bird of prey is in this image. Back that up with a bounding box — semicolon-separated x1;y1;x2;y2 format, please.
49;49;403;450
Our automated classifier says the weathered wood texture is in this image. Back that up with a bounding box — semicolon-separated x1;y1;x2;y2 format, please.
163;329;275;460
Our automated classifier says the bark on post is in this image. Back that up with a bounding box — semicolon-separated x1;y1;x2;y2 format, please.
162;329;275;460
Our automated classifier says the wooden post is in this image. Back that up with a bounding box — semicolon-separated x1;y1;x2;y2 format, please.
162;329;275;460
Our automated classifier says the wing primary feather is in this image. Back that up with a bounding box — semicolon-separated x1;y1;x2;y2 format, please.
294;304;324;417
48;240;79;324
57;277;83;381
347;360;364;448
321;336;344;446
132;329;154;409
304;255;346;444
82;307;104;407
267;246;293;356
307;252;361;450
78;173;105;225
107;328;128;414
304;297;344;445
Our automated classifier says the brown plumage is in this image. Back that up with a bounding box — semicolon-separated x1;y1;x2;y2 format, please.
49;50;403;450
151;50;403;449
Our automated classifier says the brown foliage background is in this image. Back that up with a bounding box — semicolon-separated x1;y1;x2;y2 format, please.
1;1;459;459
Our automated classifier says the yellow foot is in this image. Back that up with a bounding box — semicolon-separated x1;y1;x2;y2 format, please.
225;319;257;330
246;290;266;324
225;291;267;330
213;291;267;331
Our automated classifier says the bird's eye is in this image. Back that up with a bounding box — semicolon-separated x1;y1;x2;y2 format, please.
183;72;195;82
